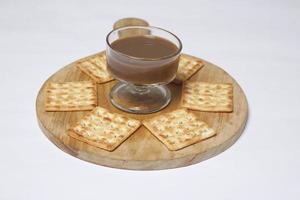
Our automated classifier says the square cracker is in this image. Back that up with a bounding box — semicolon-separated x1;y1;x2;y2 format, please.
182;81;233;112
45;81;97;111
173;55;204;84
143;109;215;151
77;54;113;83
68;107;141;151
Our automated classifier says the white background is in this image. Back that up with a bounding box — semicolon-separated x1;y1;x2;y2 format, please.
1;0;299;199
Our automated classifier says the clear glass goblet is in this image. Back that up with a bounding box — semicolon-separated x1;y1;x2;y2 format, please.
106;26;182;114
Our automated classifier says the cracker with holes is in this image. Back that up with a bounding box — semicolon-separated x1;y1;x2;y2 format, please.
45;81;97;111
77;54;113;83
69;107;141;151
143;109;215;151
182;81;233;112
173;55;204;84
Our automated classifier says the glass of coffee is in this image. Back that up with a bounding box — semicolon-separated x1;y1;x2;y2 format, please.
106;26;182;114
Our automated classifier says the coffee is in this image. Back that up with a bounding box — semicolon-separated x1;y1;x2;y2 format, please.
107;35;180;85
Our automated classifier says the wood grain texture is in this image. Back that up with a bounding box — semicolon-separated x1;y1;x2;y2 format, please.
113;18;149;29
113;18;150;38
36;52;248;170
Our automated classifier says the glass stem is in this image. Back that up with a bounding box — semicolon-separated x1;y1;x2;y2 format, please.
129;84;150;95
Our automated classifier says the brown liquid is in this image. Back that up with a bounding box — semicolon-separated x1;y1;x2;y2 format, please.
107;35;180;85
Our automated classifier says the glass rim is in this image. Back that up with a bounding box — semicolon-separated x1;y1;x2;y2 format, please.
106;25;182;61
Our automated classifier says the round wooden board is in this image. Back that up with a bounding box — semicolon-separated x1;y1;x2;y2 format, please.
36;52;248;170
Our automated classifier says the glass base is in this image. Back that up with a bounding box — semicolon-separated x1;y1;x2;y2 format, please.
109;82;171;114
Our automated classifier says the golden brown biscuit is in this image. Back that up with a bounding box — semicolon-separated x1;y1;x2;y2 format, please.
181;81;233;112
173;55;204;84
143;109;215;151
69;107;141;151
77;54;113;83
45;81;97;111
